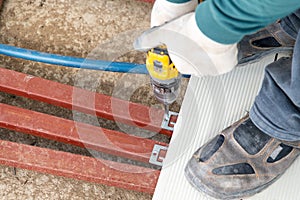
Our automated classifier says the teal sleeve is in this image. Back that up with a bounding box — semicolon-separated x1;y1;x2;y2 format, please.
195;0;300;44
167;0;192;3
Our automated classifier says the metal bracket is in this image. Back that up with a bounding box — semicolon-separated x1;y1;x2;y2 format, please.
161;111;178;131
149;144;168;167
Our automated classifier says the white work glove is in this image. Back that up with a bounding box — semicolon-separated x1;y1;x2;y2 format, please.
134;13;238;76
151;0;198;27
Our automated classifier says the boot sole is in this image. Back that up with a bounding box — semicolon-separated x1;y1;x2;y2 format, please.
184;158;284;200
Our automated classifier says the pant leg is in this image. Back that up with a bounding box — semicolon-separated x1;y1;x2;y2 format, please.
250;10;300;141
281;9;300;39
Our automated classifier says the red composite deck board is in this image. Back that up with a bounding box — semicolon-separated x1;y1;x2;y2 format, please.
0;0;177;193
0;68;174;136
0;103;167;164
0;139;160;193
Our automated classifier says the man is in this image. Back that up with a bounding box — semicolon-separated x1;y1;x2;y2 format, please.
134;0;300;199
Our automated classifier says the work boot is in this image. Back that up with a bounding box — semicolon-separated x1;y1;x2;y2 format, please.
238;21;295;65
184;115;300;200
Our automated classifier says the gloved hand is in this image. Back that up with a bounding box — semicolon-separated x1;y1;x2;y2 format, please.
151;0;198;27
134;13;238;76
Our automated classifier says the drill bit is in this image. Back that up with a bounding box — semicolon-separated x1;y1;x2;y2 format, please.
164;104;170;121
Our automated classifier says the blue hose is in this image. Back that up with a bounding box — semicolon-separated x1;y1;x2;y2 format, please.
0;44;190;77
0;44;148;74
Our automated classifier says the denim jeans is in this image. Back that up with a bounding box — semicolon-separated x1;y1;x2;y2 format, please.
250;9;300;141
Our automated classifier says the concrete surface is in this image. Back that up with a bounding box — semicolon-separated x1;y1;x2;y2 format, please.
0;0;188;199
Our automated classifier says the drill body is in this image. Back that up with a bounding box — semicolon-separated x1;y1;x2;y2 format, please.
146;46;181;119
